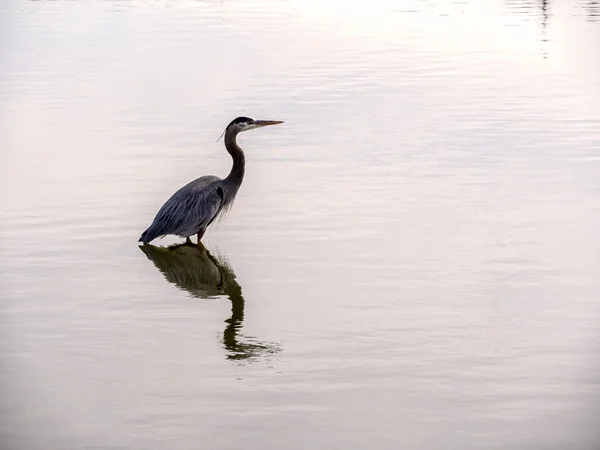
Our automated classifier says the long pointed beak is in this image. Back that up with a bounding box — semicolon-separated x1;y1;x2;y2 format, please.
254;120;284;128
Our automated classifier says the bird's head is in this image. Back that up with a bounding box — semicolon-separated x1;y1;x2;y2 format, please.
225;116;284;134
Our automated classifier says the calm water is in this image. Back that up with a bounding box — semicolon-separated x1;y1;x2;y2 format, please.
1;0;600;449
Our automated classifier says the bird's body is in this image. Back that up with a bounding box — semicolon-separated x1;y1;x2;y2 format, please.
139;175;227;243
139;117;283;245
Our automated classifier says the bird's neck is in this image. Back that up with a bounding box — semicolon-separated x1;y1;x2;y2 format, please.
224;129;245;185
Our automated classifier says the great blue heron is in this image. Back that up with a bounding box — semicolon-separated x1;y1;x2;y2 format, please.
139;117;283;245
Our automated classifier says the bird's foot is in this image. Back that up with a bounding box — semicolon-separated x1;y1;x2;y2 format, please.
196;231;205;249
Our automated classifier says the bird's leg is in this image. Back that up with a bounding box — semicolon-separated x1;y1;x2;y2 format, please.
197;230;205;248
185;236;192;245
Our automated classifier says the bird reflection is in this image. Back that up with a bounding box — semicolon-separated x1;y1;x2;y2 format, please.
139;243;279;362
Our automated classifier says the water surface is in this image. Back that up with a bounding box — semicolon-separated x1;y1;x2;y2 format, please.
1;1;600;449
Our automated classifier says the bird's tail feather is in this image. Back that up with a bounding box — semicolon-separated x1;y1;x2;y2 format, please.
139;228;152;243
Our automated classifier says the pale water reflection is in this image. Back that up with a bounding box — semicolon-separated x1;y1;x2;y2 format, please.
1;0;600;449
139;243;280;362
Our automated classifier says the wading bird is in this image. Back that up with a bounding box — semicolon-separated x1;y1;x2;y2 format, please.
139;117;283;246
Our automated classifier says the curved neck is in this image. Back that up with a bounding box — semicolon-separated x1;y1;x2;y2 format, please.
224;128;245;184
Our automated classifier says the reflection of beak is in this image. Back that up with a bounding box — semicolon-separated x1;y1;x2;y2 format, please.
254;120;284;128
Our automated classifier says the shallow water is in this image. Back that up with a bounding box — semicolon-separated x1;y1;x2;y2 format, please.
1;1;600;449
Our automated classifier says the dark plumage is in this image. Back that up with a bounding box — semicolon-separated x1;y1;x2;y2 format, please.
139;117;283;245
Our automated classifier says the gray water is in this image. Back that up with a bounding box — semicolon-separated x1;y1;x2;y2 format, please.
1;1;600;449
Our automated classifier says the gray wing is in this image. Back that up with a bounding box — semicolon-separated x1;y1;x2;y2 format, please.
140;175;224;242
